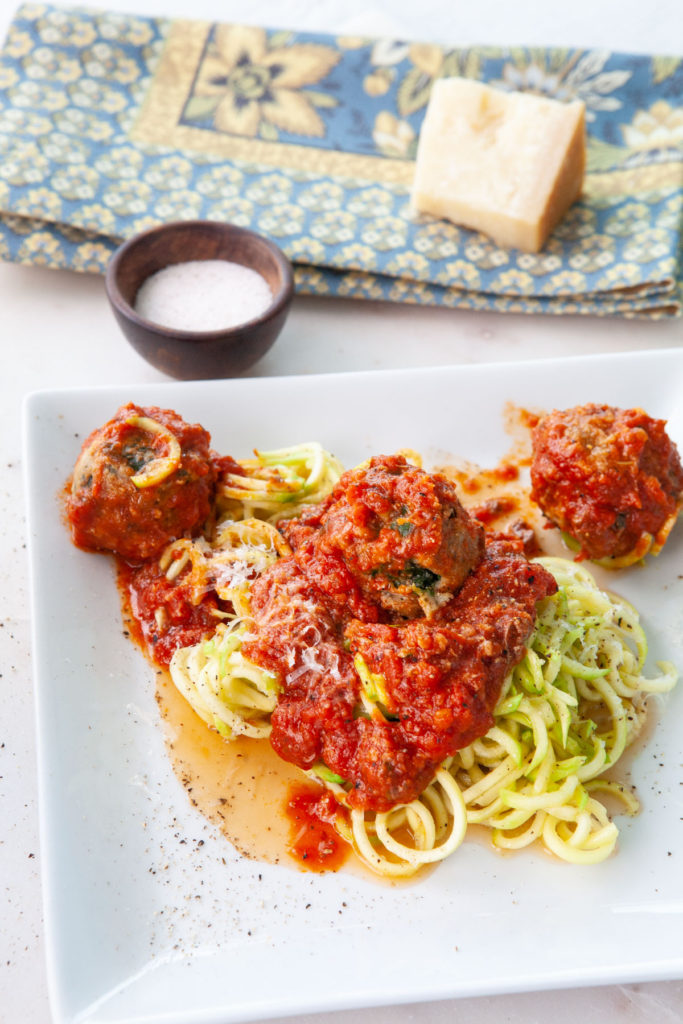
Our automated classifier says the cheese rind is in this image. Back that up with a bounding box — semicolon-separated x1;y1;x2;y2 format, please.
411;77;586;253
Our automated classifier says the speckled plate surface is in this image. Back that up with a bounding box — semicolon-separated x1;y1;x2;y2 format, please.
24;349;683;1024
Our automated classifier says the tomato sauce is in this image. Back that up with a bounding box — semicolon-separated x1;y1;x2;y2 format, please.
459;462;520;495
243;457;557;813
286;784;349;872
469;496;518;525
118;558;221;668
66;403;567;873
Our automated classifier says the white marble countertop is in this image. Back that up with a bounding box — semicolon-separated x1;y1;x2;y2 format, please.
1;1;682;1021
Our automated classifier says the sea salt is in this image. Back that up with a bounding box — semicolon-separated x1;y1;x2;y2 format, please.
134;259;273;332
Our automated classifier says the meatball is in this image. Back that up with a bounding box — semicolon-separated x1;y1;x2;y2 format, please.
530;403;683;564
67;403;216;561
306;454;485;617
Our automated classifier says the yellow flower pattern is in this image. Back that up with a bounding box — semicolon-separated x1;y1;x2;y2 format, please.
372;112;415;158
189;25;340;140
621;101;683;150
363;69;393;98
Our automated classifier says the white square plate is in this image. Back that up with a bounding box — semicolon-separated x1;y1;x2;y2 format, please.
24;349;683;1024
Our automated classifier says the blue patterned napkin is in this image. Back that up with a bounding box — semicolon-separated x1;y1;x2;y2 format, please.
0;4;681;316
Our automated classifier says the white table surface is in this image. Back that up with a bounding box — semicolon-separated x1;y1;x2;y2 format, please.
1;1;682;1022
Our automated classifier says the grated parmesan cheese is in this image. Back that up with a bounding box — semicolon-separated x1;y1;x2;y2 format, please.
134;259;273;332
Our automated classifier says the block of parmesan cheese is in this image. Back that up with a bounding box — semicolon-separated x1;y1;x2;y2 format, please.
412;77;586;253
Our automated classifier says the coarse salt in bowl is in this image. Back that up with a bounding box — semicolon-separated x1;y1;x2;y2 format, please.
105;221;294;380
134;260;274;333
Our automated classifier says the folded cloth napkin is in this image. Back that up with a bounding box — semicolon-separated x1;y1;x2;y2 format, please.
0;3;681;317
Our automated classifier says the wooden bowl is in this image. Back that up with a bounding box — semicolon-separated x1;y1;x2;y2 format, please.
105;220;294;379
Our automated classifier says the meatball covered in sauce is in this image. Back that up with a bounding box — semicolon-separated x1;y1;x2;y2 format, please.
531;403;683;565
67;403;216;561
284;454;485;618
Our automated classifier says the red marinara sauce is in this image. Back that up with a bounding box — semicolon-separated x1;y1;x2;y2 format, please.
244;456;557;813
64;410;558;851
118;557;221;668
286;784;349;872
459;461;519;495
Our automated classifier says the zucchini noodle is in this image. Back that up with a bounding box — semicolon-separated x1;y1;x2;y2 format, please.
159;518;291;617
164;444;342;741
170;621;279;740
342;769;468;879
158;442;339;610
218;443;344;521
166;449;678;878
444;556;677;866
209;518;291;617
124;414;182;488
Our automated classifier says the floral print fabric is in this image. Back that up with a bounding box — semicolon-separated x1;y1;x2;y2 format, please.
0;4;681;317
